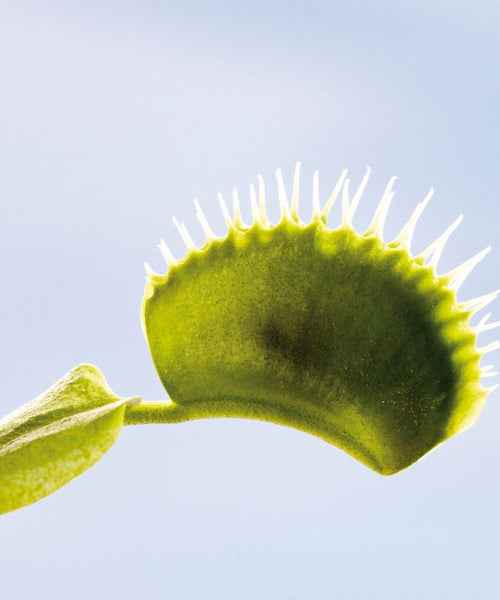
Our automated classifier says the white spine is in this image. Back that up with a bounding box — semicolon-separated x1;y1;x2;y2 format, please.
482;370;499;378
343;167;371;227
365;176;397;239
443;246;491;291
320;169;348;221
144;261;157;278
341;179;351;227
473;313;500;333
392;187;433;251
158;239;177;267
173;218;195;249
478;340;500;355
257;175;268;225
250;183;259;224
460;289;500;313
194;199;216;241
276;168;290;220
290;161;301;222
418;215;463;267
232;187;244;229
312;170;320;218
218;193;233;229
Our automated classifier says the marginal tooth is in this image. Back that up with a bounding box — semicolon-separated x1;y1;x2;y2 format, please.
482;364;494;372
365;176;397;239
485;383;499;393
232;187;244;229
391;187;433;251
482;370;499;378
442;246;491;291
257;175;268;225
341;179;351;227
144;261;158;279
419;215;463;267
250;183;260;224
477;320;500;333
276;168;290;220
158;239;177;266
460;289;500;313
312;170;320;218
194;199;216;241
320;168;348;222
346;167;371;227
290;161;301;222
218;193;233;229
478;340;500;355
474;312;492;332
173;217;195;249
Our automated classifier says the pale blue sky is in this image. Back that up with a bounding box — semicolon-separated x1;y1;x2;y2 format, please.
1;2;499;599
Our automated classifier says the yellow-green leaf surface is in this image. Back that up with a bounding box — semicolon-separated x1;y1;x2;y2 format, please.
0;364;131;515
137;166;498;475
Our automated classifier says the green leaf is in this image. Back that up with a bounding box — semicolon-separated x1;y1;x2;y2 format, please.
141;169;492;475
0;364;134;515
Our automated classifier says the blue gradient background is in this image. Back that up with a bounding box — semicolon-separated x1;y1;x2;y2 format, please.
1;2;499;599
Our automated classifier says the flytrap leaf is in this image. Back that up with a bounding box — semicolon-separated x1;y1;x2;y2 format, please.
0;364;136;515
140;164;499;475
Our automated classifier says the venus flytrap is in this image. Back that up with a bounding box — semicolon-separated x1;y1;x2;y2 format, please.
1;164;498;515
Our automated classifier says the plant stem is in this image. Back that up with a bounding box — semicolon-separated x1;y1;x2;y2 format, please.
124;400;196;425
